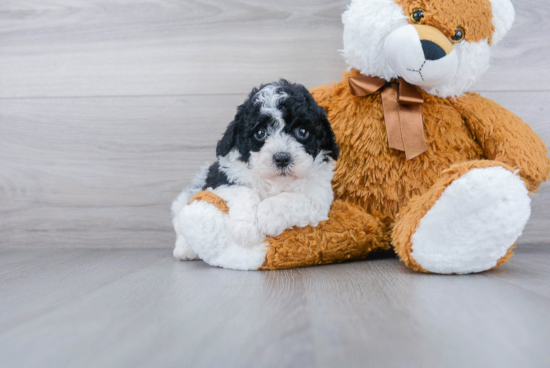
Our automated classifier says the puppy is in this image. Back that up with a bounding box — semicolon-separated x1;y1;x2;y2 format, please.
171;80;339;268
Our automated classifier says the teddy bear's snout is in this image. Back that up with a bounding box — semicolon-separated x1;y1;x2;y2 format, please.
414;24;454;61
383;24;458;89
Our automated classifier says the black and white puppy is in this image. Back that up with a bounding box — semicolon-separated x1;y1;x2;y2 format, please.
171;80;339;270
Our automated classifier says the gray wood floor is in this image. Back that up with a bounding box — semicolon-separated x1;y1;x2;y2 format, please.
1;245;549;368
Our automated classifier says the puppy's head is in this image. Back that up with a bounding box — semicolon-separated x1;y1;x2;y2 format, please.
217;80;338;181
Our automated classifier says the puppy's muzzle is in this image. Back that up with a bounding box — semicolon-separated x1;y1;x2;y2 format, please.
273;152;292;169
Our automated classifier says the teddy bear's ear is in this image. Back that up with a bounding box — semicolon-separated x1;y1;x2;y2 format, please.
489;0;515;45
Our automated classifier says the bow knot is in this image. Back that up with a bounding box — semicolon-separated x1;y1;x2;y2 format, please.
349;75;427;160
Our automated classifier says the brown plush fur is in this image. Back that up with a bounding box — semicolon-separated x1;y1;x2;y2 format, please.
451;94;550;191
397;0;494;43
189;191;229;214
261;69;549;271
259;200;390;270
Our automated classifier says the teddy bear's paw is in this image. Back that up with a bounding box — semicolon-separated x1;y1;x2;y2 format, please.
410;166;531;274
173;237;199;261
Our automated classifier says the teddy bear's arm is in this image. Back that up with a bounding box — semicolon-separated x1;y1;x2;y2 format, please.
455;93;550;191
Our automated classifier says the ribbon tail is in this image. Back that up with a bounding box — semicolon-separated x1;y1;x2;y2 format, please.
380;84;405;152
398;103;427;160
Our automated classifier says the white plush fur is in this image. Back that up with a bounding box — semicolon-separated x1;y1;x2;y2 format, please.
489;0;515;45
423;40;490;98
342;0;409;83
383;24;458;88
410;167;531;274
342;0;515;98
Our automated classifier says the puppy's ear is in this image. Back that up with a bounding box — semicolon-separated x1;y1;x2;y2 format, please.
216;88;258;157
319;108;339;161
216;120;237;157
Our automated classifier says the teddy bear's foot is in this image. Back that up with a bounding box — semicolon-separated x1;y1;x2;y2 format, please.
178;195;268;271
393;161;531;274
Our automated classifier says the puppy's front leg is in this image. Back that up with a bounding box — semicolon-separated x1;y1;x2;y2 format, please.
257;192;329;237
220;187;265;247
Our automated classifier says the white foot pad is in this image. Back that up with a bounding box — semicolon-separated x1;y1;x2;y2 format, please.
411;167;531;274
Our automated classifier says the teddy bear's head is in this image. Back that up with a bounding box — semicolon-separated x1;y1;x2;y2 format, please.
342;0;515;97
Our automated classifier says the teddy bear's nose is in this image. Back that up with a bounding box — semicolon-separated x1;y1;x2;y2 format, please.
413;24;453;62
421;40;447;61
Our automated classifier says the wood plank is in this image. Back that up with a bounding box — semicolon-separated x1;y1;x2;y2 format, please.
474;0;550;92
298;256;550;368
0;249;165;332
0;95;239;248
487;243;550;298
0;0;549;99
0;248;549;367
1;91;548;248
0;250;316;368
0;0;347;98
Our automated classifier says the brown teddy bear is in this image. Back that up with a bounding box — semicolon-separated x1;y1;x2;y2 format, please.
178;0;550;274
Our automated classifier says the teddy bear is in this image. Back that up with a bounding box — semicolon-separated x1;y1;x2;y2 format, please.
179;0;549;274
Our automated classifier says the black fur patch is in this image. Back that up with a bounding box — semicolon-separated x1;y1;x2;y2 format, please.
277;82;339;161
202;162;232;190
216;79;339;162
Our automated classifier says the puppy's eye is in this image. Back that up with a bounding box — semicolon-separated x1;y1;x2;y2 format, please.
254;129;267;141
294;127;310;140
411;9;424;24
450;28;465;43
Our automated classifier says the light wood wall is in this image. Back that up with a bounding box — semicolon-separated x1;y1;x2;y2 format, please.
0;0;548;248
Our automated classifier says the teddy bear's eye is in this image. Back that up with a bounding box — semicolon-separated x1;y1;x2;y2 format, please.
411;9;424;23
450;28;465;43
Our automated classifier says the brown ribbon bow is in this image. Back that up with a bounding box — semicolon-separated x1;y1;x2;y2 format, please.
349;75;427;160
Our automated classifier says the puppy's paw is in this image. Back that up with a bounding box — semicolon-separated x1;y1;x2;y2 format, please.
258;216;288;237
173;238;199;261
257;199;289;237
174;246;199;261
228;220;264;247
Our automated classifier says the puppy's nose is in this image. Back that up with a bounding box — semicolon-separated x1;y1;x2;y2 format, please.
421;40;446;61
273;152;291;168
